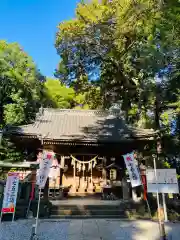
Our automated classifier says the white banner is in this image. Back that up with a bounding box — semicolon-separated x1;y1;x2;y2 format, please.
123;152;142;187
36;151;54;188
1;172;19;213
146;169;179;193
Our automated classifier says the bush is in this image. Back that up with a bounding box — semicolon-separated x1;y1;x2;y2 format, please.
168;209;180;221
31;200;52;218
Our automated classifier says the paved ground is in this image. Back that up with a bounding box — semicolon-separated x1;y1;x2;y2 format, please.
0;219;180;240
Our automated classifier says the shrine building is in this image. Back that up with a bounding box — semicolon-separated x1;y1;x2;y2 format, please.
10;108;156;200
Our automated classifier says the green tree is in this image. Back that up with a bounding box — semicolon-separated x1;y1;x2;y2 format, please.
55;0;158;117
55;0;180;128
0;40;45;162
0;137;23;162
0;40;45;127
44;77;101;109
44;78;75;108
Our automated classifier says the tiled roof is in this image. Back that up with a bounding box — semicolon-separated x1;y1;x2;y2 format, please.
16;108;156;142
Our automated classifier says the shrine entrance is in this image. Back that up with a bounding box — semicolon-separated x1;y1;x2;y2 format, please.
62;155;105;196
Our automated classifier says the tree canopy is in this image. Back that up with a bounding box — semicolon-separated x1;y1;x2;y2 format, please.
0;40;45;127
54;0;180;164
44;77;102;109
1;0;180;162
0;40;46;161
55;0;180;130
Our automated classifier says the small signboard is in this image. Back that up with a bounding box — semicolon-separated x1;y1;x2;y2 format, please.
146;169;179;193
110;169;117;180
1;172;19;214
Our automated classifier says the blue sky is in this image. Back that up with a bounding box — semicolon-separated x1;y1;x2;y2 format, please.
0;0;79;77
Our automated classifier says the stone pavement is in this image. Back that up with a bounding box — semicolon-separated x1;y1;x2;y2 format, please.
0;219;180;240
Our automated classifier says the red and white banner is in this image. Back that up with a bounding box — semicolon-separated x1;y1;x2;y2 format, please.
36;151;54;188
1;172;19;213
123;152;142;187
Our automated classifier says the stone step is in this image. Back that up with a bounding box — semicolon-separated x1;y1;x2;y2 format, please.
50;204;128;219
51;208;126;215
51;205;126;210
49;214;127;219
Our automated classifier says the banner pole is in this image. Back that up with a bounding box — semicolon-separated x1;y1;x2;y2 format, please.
153;155;167;240
0;210;3;222
145;198;152;219
0;189;4;222
162;193;168;222
12;208;15;222
35;188;41;235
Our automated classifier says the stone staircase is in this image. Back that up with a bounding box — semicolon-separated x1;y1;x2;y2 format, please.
1;198;145;221
49;199;131;219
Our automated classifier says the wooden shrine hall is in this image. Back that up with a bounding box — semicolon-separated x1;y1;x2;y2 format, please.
10;108;156;199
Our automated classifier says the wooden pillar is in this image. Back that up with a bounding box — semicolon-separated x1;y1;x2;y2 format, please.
82;162;85;189
61;156;65;169
29;168;36;201
91;162;93;185
102;157;107;185
73;161;76;187
71;157;76;194
88;161;93;193
60;156;65;186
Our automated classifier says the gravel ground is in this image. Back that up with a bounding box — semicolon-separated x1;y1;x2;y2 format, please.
0;219;180;240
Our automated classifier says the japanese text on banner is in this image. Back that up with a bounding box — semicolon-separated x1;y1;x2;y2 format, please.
36;151;54;188
123;152;142;187
1;172;19;213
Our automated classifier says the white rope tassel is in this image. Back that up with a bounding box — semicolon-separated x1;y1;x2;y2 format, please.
93;159;97;168
83;164;86;171
71;158;74;166
88;162;91;171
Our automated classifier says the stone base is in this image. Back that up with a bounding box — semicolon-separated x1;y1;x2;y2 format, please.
70;186;77;194
87;183;94;193
78;187;86;193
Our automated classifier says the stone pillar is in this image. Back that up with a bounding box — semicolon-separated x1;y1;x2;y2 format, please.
132;188;138;202
122;177;130;200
